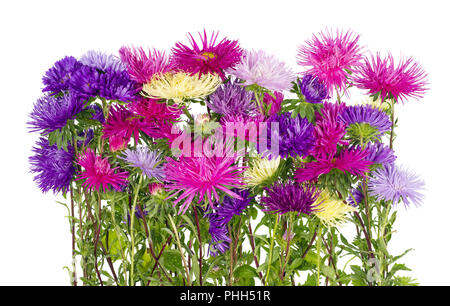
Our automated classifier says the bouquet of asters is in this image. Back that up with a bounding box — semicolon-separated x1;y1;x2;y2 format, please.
28;29;427;286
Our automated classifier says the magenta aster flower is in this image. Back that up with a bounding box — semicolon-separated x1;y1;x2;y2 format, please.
171;30;243;79
297;29;363;95
352;53;428;103
295;147;372;183
227;50;296;91
164;153;245;214
76;148;128;192
220;113;264;143
262;91;283;116
119;46;173;84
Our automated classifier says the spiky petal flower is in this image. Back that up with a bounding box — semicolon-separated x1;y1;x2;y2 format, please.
363;142;396;166
76;148;129;192
142;72;221;103
227;50;296;91
243;155;281;188
313;189;356;228
28;94;84;135
207;80;256;117
172;30;243;79
347;185;364;207
352;53;428;103
369;164;425;206
339;105;391;135
29;138;75;194
215;189;253;225
297;29;363;94
299;74;328;103
121;147;165;180
262;91;283;116
261;182;319;216
119;46;173;84
295;147;373;183
206;212;231;256
80;50;125;72
42;56;82;94
220;113;264;142
164;152;245;214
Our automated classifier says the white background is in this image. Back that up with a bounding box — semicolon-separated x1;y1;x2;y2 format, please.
0;0;449;285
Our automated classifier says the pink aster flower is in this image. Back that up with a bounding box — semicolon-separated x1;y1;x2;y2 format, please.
220;113;265;143
164;149;245;214
171;30;243;79
119;46;173;84
262;91;283;116
297;29;364;95
352;53;428;103
76;148;128;192
295;147;372;183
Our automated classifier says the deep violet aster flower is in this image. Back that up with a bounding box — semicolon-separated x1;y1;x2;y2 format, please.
362;142;396;166
369;164;425;206
297;29;363;95
215;189;253;225
299;74;328;103
172;30;243;79
347;184;364;207
29;138;75;194
295;147;373;183
207;80;256;117
339;105;391;135
227;50;296;91
267;112;315;158
42;56;83;94
119;46;173;84
206;212;231;256
352;53;428;103
28;93;84;135
76;148;128;192
80;50;126;73
261;181;320;216
121;147;165;181
85;104;105;123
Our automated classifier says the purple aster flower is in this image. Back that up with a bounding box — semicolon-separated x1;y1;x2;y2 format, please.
120;147;165;181
207;212;231;257
42;56;82;94
215;189;253;225
339;105;391;134
266;112;315;158
299;74;328;103
29;138;75;194
207;80;256;117
369;164;425;206
362;142;396;166
261;181;320;216
347;184;364;207
85;104;105;123
77;129;94;148
80;50;125;73
28;93;84;135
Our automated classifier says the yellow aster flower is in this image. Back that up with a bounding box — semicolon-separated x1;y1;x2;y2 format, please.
313;190;356;228
360;96;389;111
243;155;281;188
142;72;221;103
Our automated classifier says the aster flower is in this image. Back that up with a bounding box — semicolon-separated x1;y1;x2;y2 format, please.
28;93;84;135
214;189;253;225
130;97;181;126
42;56;82;94
299;74;328;103
119;46;173;84
76;148;128;192
261;181;319;216
347;185;364;207
313;189;356;228
220;113;264;142
80;50;125;73
172;30;243;79
207;80;256;117
362;142;396;166
243;155;281;188
352;53;428;103
369;164;425;206
295;147;373;183
206;212;231;256
142;72;221;103
164;151;245;214
227;50;296;91
29;138;75;194
297;29;363;95
267;112;315;158
149;182;165;196
262;91;283;116
121;147;165;180
339;104;391;135
85;104;105;123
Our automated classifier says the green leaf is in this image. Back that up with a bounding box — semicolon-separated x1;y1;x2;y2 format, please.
234;264;258;279
321;266;336;281
161;250;183;272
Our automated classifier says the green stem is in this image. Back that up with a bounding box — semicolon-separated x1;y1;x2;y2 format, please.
265;214;279;285
111;200;128;285
316;224;322;286
168;215;191;286
129;174;143;286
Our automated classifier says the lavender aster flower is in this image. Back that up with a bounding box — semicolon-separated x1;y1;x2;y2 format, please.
299;74;328;103
369;164;425;206
207;80;255;117
267;112;315;158
80;50;126;73
28;93;84;135
261;182;320;216
207;212;231;256
42;56;82;94
362;142;396;166
339;105;391;134
215;189;253;225
121;147;165;180
29;138;75;194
